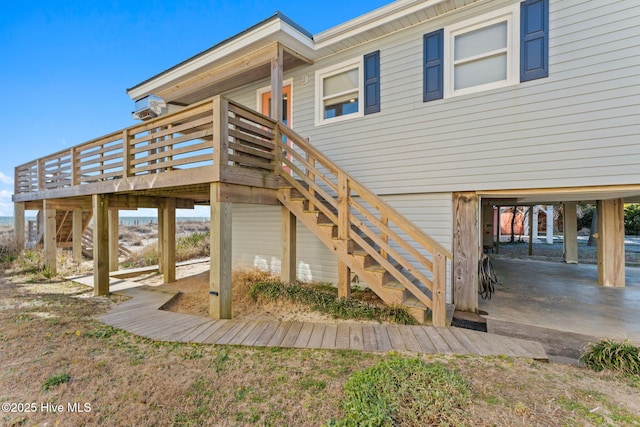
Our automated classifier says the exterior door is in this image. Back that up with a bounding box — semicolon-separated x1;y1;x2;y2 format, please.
260;85;292;126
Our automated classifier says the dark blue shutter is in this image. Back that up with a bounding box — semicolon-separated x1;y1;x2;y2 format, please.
521;0;549;82
364;50;380;115
423;29;444;102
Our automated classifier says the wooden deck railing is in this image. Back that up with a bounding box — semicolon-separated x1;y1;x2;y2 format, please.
14;96;279;197
275;124;452;326
14;96;450;324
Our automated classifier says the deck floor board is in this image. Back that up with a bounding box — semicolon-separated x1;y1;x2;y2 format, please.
97;287;547;360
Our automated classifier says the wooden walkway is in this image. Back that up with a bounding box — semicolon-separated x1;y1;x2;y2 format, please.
96;286;548;360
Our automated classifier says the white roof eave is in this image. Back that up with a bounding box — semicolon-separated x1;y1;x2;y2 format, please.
127;18;317;100
314;0;447;49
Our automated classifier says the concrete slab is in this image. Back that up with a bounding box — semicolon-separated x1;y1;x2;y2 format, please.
479;258;640;346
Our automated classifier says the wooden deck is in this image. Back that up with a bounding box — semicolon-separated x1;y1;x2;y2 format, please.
96;285;548;360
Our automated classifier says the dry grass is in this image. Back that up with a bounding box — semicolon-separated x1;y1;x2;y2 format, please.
2;225;640;425
1;254;640;426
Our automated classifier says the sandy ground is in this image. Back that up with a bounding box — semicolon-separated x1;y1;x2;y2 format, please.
137;262;379;323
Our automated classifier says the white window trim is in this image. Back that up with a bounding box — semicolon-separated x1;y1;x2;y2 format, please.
444;4;520;98
314;57;364;126
256;78;294;127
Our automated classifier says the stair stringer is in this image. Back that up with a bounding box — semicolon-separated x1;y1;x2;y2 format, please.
278;188;428;323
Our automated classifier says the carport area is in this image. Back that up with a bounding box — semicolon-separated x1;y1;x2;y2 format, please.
468;188;640;360
478;257;640;360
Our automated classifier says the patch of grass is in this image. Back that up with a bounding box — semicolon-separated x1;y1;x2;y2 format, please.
42;372;71;390
0;239;18;264
84;324;120;339
123;231;210;268
580;339;640;375
213;348;230;372
250;280;417;325
328;356;471;427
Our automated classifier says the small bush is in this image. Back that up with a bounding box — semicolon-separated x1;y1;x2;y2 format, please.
580;339;640;375
330;356;471;427
123;232;210;268
43;373;71;390
0;242;18;265
250;281;417;325
176;232;209;262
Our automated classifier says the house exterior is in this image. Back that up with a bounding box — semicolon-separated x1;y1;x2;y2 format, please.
13;0;640;324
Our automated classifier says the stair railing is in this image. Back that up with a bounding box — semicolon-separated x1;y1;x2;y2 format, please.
275;124;452;326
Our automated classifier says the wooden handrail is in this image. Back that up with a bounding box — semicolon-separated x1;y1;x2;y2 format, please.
276;122;451;324
278;125;452;260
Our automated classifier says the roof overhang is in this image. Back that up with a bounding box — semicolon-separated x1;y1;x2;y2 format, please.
126;0;486;104
127;12;316;103
313;0;482;57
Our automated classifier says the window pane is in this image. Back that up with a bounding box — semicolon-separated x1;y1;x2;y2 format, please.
454;53;507;90
323;68;358;97
454;21;507;60
324;95;359;119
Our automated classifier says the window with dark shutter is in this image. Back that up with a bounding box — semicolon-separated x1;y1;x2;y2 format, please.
364;50;380;115
423;29;444;102
521;0;549;82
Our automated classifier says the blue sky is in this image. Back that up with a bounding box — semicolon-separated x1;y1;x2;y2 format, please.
0;0;392;216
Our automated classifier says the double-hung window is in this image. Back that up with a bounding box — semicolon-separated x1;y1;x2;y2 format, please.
315;52;381;125
445;4;519;97
424;0;548;101
316;59;363;125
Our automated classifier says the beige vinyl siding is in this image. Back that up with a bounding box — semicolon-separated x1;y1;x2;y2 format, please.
282;0;640;195
231;205;281;273
230;195;451;291
231;204;338;284
224;0;635;301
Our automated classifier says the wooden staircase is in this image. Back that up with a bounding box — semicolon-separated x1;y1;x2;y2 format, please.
271;124;453;326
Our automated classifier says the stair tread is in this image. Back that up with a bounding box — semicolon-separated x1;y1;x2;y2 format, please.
403;295;428;309
382;280;404;290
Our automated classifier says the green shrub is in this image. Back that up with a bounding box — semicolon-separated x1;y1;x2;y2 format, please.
43;372;71;390
0;241;18;264
330;356;471;427
250;281;417;325
625;204;640;236
580;339;640;375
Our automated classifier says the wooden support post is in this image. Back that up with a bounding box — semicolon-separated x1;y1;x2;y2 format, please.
92;194;109;296
432;251;447;327
563;202;578;264
338;260;351;299
43;200;57;274
597;199;625;287
305;150;316;212
452;192;479;313
212;95;229;181
380;215;389;260
210;184;232;319
122;129;131;178
72;209;83;263
281;206;297;283
14;202;25;252
157;205;164;274
337;173;349;240
270;43;284;122
162;198;176;283
108;209;119;272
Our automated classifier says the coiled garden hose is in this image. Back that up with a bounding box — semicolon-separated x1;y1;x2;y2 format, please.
478;253;498;300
